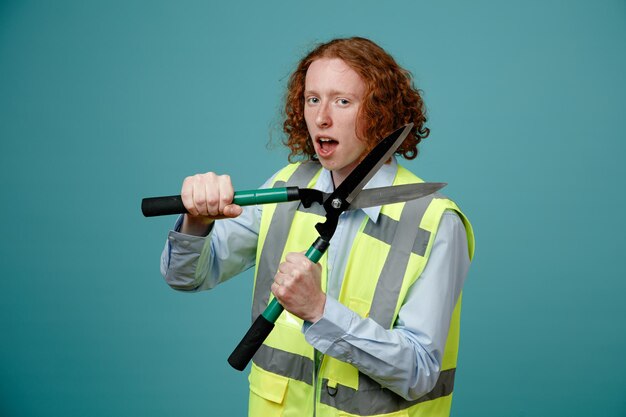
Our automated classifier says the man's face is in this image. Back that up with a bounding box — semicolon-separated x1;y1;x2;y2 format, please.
304;58;367;185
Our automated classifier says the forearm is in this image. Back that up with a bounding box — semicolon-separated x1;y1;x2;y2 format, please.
161;205;261;291
304;298;442;400
303;211;471;400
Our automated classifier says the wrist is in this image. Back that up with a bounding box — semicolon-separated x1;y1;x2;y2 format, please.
307;293;326;323
181;214;214;236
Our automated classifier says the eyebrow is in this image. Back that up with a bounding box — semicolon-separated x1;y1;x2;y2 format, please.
304;89;356;97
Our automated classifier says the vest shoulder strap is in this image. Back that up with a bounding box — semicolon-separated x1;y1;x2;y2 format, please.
252;161;322;320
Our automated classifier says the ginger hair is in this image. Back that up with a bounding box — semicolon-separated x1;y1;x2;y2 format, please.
283;37;430;161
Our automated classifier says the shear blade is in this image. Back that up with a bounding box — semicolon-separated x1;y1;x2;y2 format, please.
348;182;447;210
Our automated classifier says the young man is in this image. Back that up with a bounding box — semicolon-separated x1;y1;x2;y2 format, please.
161;37;474;417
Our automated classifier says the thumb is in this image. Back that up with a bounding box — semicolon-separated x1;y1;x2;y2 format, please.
223;204;243;218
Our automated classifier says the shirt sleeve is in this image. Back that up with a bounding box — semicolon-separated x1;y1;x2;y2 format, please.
160;172;283;290
303;210;471;401
160;203;263;291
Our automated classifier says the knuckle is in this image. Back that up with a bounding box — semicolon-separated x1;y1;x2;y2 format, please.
193;193;205;205
206;196;219;207
275;287;285;299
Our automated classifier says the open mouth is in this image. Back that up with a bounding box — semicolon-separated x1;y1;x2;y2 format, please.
317;137;338;156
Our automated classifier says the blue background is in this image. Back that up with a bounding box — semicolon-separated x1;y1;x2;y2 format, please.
1;1;625;416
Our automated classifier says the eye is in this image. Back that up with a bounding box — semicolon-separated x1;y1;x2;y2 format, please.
306;97;319;104
337;98;350;106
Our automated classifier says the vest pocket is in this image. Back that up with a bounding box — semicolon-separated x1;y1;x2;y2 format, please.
249;363;289;416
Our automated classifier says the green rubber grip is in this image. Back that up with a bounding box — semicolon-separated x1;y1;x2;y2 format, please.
305;244;324;263
230;236;331;370
233;188;291;206
261;237;330;323
262;299;284;323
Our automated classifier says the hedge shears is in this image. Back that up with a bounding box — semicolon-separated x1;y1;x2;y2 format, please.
141;123;446;370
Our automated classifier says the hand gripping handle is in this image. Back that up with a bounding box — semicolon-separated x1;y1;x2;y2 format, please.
141;187;299;217
227;237;329;371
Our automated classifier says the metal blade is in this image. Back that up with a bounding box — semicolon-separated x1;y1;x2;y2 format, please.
348;182;446;210
316;124;414;239
341;124;413;205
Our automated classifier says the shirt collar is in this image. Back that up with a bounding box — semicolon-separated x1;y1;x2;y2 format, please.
313;157;398;223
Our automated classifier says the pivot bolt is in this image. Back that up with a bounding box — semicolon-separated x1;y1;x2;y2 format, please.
331;198;343;209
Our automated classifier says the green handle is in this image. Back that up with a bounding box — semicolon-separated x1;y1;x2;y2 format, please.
228;236;330;370
261;237;330;322
262;299;284;323
141;187;300;217
233;187;297;206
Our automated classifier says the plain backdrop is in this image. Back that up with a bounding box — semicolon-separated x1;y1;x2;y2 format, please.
1;1;625;416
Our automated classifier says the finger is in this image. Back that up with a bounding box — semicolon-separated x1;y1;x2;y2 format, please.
218;175;234;214
277;261;296;279
271;281;283;298
204;173;220;216
275;266;290;283
181;176;198;216
222;204;243;218
286;252;312;270
192;175;209;216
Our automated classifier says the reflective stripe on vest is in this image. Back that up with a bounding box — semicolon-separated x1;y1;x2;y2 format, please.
249;162;474;417
320;369;456;416
252;343;456;415
251;161;321;321
367;194;436;328
254;344;314;385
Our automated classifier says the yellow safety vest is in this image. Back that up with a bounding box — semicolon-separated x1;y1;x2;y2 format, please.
248;162;475;417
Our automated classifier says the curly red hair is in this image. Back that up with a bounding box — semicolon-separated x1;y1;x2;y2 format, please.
283;37;429;162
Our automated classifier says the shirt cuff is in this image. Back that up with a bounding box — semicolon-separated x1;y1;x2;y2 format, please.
303;296;358;354
168;216;209;251
164;216;214;290
167;215;214;253
167;230;207;254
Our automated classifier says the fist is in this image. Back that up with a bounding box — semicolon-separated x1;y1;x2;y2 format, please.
180;172;243;235
272;252;326;323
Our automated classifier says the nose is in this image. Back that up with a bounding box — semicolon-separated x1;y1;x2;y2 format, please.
315;102;332;128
